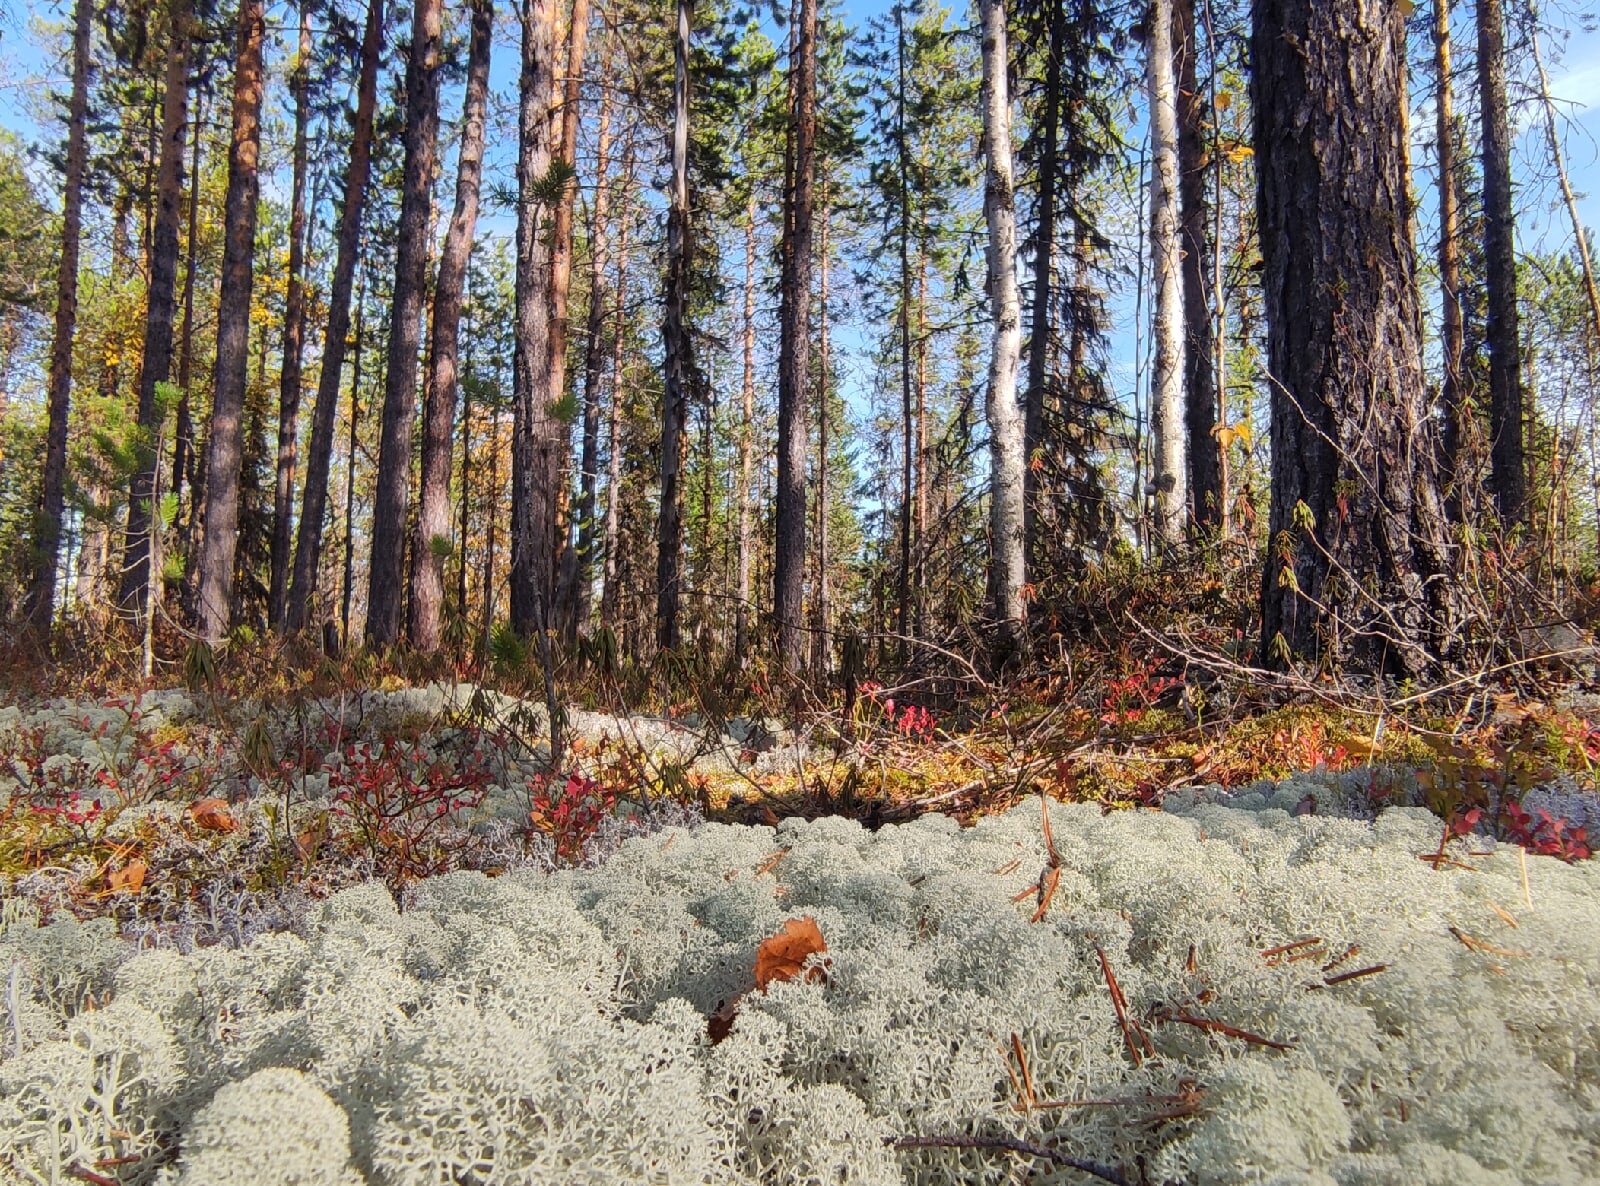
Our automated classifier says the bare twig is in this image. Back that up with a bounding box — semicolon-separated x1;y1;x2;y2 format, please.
886;1134;1131;1185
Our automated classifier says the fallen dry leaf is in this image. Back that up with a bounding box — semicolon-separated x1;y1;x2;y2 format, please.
708;994;743;1043
755;916;828;991
107;859;146;895
189;798;238;833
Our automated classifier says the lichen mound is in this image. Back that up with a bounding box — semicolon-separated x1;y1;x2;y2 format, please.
3;800;1597;1184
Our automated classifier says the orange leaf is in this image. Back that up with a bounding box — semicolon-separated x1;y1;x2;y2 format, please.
189;798;238;833
755;916;828;991
108;859;146;895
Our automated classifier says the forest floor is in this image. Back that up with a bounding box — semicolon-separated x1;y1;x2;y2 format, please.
1;640;1598;1184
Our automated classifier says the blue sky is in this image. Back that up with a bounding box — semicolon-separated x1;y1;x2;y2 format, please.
3;0;1599;455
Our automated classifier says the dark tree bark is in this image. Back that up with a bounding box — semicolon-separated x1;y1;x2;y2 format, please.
288;0;384;632
367;0;444;647
1175;0;1220;531
775;0;817;671
1253;0;1459;677
1476;0;1525;526
171;82;204;554
268;1;313;632
549;0;592;639
734;195;756;658
510;0;559;638
196;0;265;642
408;0;493;651
657;0;692;651
1022;0;1061;560
1435;0;1469;518
599;138;635;629
810;189;832;678
120;0;192;613
342;288;366;643
561;50;613;638
895;2;915;655
25;0;95;632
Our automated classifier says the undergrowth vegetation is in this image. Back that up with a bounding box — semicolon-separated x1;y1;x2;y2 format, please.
1;554;1598;1182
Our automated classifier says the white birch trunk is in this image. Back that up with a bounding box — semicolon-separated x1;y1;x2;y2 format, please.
981;0;1026;658
1147;0;1188;545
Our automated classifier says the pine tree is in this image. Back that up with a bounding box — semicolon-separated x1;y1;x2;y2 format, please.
196;0;266;642
410;0;494;651
25;0;95;632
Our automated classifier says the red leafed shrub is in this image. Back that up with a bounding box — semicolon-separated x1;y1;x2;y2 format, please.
1503;801;1591;863
1100;663;1180;726
325;738;494;887
527;772;618;865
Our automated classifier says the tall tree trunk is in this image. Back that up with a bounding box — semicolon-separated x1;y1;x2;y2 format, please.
895;2;915;656
288;0;383;631
367;0;444;647
600;139;634;629
981;0;1025;665
342;288;365;643
1254;0;1458;676
550;0;592;635
1476;0;1524;525
564;53;613;638
268;2;312;631
1146;0;1187;546
172;81;204;551
1023;0;1062;559
408;0;493;651
735;195;756;657
657;0;692;651
195;0;265;642
810;189;831;679
25;0;95;632
775;0;817;671
1435;0;1469;518
510;0;559;638
120;0;192;613
1175;0;1219;530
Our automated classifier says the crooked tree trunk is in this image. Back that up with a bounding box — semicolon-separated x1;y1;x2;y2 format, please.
1146;0;1187;547
658;0;692;652
1477;0;1525;526
1253;0;1458;677
1175;0;1219;531
121;0;192;614
196;0;265;642
269;1;312;631
774;0;817;672
367;0;443;647
408;0;492;651
511;0;560;638
981;0;1026;666
1529;23;1600;352
288;0;383;632
1435;0;1469;518
26;0;94;632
